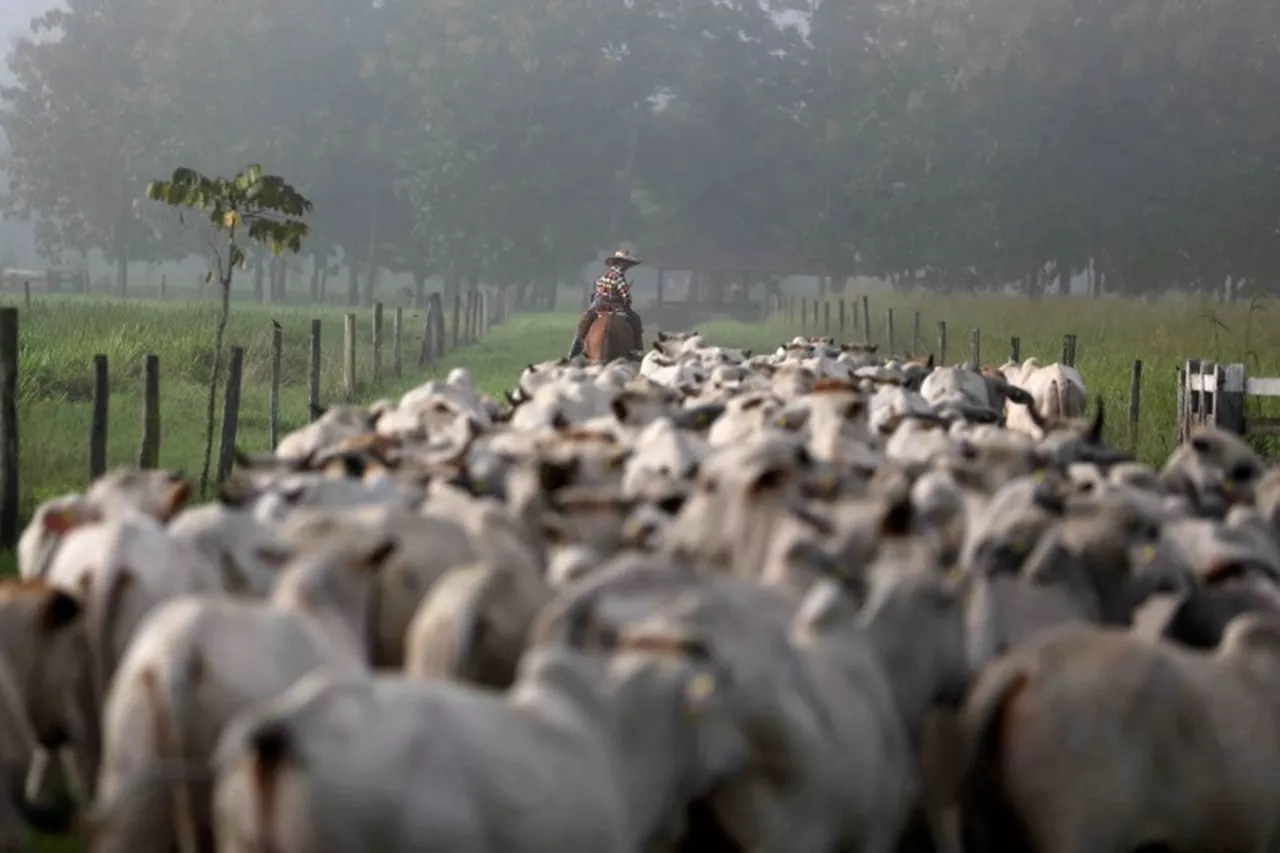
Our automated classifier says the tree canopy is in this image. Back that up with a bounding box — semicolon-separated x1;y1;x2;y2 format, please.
1;0;1277;298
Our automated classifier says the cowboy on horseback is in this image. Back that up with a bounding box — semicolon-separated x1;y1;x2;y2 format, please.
569;249;644;359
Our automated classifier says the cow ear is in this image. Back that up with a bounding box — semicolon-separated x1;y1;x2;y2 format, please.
43;506;97;535
610;394;630;422
926;353;935;368
359;539;398;572
38;589;82;634
1006;384;1035;407
1087;398;1105;443
163;478;192;520
749;465;792;497
538;458;578;493
842;398;866;420
880;495;913;537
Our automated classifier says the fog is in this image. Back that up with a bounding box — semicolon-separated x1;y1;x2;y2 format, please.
0;0;1276;303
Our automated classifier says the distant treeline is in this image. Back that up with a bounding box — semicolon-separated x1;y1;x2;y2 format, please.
0;0;1276;302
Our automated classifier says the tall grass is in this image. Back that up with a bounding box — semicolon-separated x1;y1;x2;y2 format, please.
9;291;1279;522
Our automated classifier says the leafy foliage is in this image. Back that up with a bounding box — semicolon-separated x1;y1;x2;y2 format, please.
145;164;312;275
1;0;1278;298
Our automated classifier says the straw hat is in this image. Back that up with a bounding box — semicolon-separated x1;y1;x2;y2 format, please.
606;249;641;268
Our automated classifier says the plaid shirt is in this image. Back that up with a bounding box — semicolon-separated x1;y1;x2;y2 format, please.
593;264;632;309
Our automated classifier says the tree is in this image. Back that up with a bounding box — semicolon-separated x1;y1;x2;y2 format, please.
0;4;199;292
146;164;310;494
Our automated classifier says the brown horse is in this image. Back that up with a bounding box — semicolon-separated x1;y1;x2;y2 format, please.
583;311;638;363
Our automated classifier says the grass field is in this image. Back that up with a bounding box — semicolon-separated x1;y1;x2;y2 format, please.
8;290;1280;529
6;288;1280;851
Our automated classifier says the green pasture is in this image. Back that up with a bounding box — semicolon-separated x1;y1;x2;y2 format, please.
7;291;1279;528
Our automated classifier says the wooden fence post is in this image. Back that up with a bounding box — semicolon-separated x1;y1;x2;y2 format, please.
309;320;322;421
860;295;871;343
216;347;244;485
969;328;981;369
0;308;18;549
1061;335;1071;366
372;302;383;384
138;355;160;468
1128;359;1143;451
822;302;830;335
912;311;921;355
1009;336;1021;363
937;321;948;365
23;282;30;310
90;354;109;479
885;309;895;351
811;299;819;330
269;324;283;450
343;312;357;399
393;306;403;377
838;300;846;333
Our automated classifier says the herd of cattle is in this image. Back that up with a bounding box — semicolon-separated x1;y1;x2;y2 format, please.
2;328;1277;853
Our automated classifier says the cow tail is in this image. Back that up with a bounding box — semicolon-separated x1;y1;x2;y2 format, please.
957;666;1034;853
141;664;202;853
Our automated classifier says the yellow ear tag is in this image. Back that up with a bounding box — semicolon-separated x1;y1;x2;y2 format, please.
685;673;715;714
1010;539;1028;556
1140;544;1158;564
695;412;708;426
472;478;487;492
1220;479;1236;496
1032;469;1046;484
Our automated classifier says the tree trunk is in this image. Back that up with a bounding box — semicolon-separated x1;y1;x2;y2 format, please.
309;255;321;302
275;257;287;302
263;256;276;304
115;253;128;298
199;245;234;497
253;255;265;302
114;173;129;297
364;186;380;308
347;264;359;306
412;263;427;308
